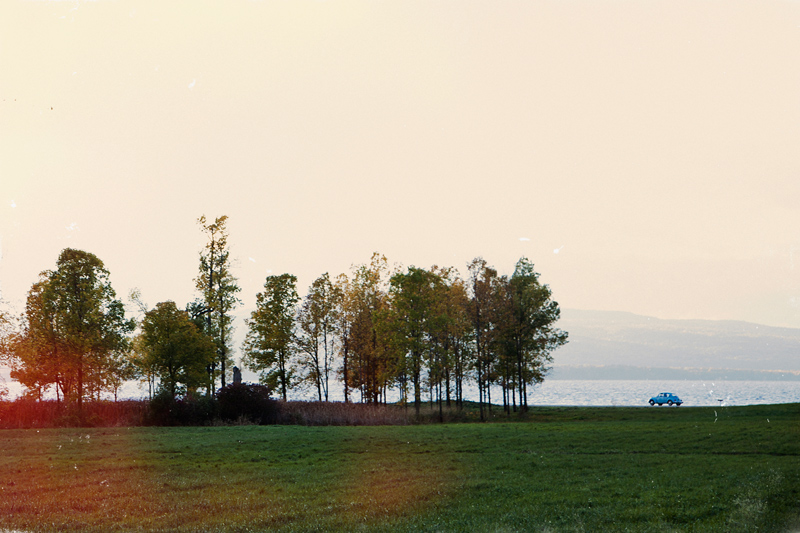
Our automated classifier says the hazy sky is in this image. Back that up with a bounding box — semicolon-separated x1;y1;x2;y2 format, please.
2;0;799;337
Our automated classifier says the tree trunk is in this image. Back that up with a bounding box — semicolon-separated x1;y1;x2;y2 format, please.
438;381;443;422
486;359;492;415
279;350;288;401
515;336;524;413
477;362;484;421
343;341;350;403
220;344;227;390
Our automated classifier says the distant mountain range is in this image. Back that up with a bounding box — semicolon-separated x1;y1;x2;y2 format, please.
550;309;800;380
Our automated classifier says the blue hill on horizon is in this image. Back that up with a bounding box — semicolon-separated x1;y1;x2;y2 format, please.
552;309;800;380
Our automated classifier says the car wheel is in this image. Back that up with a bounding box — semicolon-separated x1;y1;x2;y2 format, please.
649;400;655;406
668;400;673;406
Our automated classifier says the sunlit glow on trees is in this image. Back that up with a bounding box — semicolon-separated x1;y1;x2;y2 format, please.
5;249;134;413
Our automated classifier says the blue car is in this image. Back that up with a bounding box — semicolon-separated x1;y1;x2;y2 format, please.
649;392;682;406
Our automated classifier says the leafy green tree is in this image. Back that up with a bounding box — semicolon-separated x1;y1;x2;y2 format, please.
243;274;299;401
503;257;568;411
6;277;61;401
195;215;241;393
139;301;216;400
389;266;441;416
8;249;134;412
297;273;341;402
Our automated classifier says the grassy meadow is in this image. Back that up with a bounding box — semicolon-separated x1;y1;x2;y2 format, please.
0;403;798;532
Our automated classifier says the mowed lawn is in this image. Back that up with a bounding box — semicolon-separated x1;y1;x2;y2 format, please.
1;404;798;532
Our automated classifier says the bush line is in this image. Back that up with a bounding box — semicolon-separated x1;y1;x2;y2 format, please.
0;384;480;428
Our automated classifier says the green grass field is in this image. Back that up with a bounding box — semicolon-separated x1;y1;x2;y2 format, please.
1;404;798;532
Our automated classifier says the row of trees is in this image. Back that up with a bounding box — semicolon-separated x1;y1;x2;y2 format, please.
0;216;241;412
244;253;567;419
1;215;567;420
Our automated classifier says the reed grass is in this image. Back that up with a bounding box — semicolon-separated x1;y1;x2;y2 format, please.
0;399;148;429
0;398;470;429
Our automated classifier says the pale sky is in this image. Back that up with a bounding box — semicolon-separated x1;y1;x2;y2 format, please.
2;0;799;342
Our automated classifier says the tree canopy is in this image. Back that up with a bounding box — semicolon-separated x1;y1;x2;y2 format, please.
7;249;134;411
138;301;216;400
243;274;299;401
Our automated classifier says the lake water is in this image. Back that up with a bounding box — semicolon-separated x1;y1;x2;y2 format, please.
293;379;800;407
526;380;800;407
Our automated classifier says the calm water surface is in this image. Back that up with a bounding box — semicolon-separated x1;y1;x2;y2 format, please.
528;380;800;407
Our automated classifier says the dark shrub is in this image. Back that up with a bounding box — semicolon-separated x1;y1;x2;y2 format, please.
217;383;278;424
175;393;218;425
146;390;179;426
146;391;218;426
